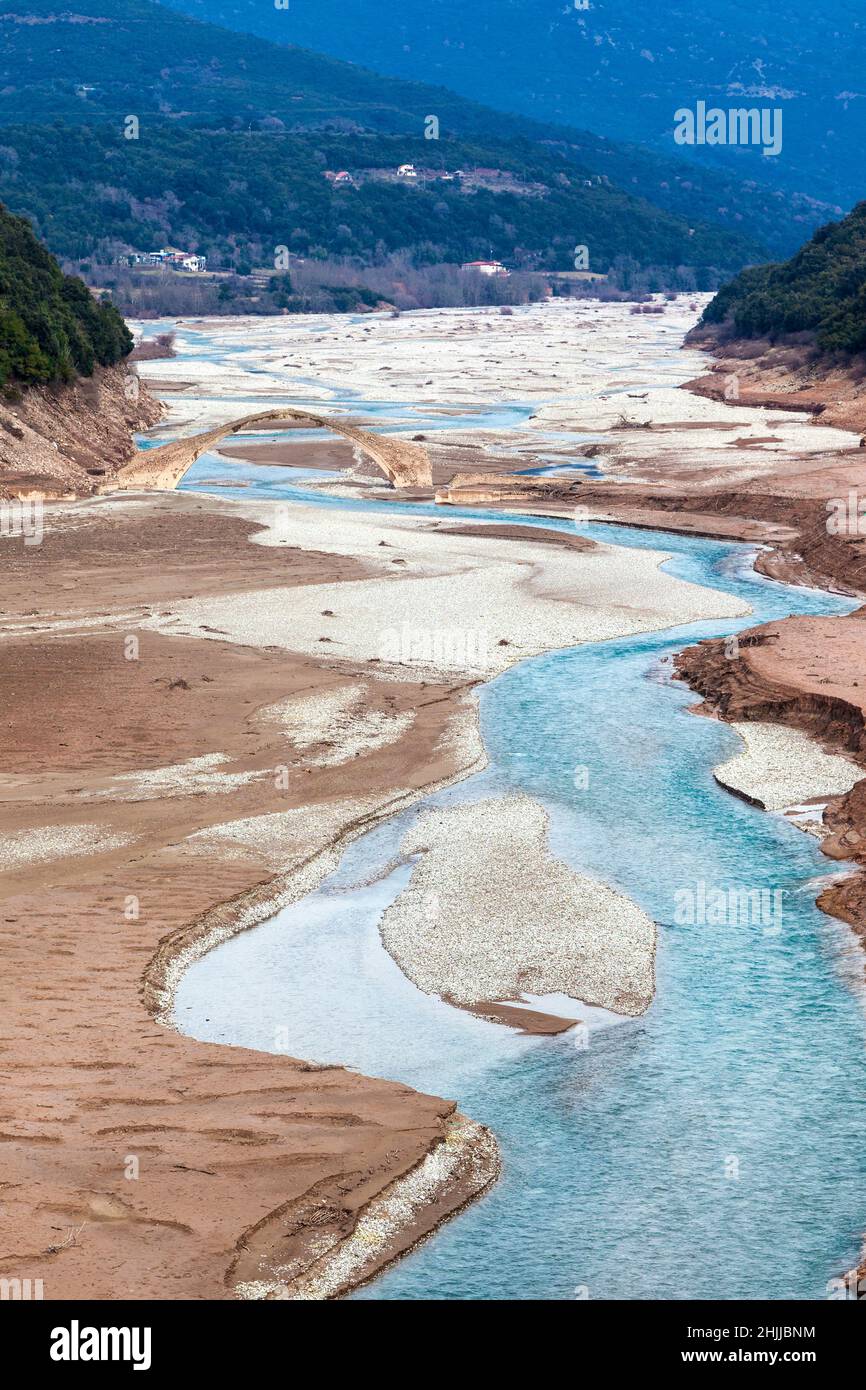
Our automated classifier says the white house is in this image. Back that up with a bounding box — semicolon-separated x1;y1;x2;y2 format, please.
158;247;207;272
460;259;509;277
397;163;418;179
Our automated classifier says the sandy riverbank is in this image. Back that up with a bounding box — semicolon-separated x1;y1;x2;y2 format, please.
0;469;749;1300
0;492;498;1300
141;497;747;680
133;300;866;602
129;300;866;1298
712;721;862;816
675;613;866;955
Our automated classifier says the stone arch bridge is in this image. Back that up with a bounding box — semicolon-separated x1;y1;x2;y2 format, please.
109;409;432;491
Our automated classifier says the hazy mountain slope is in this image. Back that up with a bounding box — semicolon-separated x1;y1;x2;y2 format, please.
0;0;834;259
166;0;865;209
0;0;535;136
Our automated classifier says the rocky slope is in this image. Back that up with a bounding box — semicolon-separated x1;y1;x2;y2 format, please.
684;328;866;441
0;364;162;498
673;244;866;982
0;194;159;496
684;199;866;436
674;613;866;959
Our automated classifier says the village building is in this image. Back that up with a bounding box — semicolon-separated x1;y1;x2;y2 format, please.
117;247;207;272
460;259;510;277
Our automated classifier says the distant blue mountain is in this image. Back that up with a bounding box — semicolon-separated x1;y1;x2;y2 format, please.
0;0;837;264
162;0;865;210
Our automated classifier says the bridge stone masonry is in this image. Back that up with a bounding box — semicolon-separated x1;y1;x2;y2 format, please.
108;409;433;492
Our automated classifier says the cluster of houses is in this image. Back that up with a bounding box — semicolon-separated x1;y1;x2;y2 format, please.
117;246;208;272
323;163;465;188
393;163;462;181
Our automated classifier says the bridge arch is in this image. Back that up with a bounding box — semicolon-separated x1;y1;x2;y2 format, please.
111;409;432;491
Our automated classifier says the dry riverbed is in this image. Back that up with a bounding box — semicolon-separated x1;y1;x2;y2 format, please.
128;298;866;1298
12;295;866;1301
1;465;745;1299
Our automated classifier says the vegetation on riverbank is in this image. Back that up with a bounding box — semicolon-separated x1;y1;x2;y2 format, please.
701;202;866;356
0;201;131;387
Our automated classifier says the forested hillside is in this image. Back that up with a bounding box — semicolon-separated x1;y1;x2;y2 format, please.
702;203;866;355
0;202;131;387
0;125;763;276
0;0;834;262
167;0;866;211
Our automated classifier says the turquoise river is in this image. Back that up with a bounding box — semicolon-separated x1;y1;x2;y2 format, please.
141;322;866;1300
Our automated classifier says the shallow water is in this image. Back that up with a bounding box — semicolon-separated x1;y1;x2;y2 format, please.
146;311;866;1300
172;480;866;1300
134;315;660;467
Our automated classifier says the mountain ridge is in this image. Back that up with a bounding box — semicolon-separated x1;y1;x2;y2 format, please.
0;0;836;262
162;0;866;210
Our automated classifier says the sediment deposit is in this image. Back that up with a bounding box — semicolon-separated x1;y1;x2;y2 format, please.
379;795;657;1016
